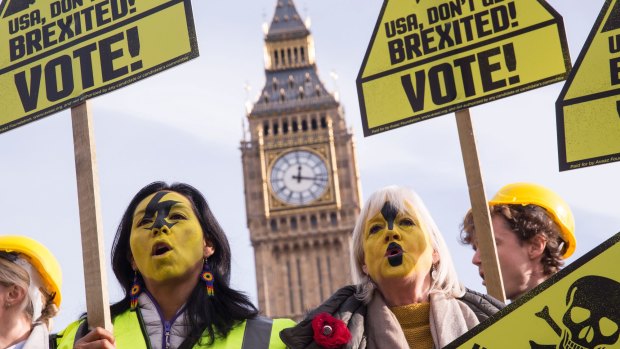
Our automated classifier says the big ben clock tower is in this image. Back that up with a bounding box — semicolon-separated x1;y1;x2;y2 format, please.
240;0;362;319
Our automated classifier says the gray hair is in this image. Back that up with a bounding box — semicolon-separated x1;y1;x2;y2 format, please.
351;185;465;303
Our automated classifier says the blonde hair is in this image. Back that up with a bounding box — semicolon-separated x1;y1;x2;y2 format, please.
351;185;465;303
0;257;58;328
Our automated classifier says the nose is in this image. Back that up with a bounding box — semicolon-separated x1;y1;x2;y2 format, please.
471;248;481;266
152;224;170;236
384;228;401;243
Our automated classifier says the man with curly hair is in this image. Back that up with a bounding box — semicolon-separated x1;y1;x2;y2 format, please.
460;183;576;302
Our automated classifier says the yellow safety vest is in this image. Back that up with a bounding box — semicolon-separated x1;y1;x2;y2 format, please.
54;310;294;349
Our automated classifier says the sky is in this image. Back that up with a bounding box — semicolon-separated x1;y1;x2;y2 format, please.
0;0;618;332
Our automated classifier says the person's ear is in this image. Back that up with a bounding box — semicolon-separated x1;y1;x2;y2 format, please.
528;235;547;259
7;284;26;305
204;239;215;259
362;264;369;275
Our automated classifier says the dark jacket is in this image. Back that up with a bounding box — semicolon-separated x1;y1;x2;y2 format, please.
280;285;504;349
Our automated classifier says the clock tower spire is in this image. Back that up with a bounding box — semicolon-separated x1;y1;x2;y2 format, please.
241;0;362;320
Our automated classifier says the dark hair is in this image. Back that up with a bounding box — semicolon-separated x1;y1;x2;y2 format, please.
110;182;257;345
460;204;565;275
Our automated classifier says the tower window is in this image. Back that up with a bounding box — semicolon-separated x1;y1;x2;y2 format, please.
290;217;297;229
311;118;318;130
273;122;279;135
316;257;324;300
270;219;277;232
297;258;304;309
281;49;286;66
310;215;318;228
320;117;327;129
288;75;294;89
292;120;299;132
301;120;308;131
283;120;289;134
274;50;279;67
299;86;304;100
287;48;292;65
280;88;286;102
315;85;321;96
272;77;278;91
294;47;299;63
287;261;294;313
326;255;333;291
330;212;338;226
263;122;270;135
300;47;305;63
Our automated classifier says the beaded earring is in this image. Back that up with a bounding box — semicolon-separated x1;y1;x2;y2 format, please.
130;271;142;310
201;258;215;296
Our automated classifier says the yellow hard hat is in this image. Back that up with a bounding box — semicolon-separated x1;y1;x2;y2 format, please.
0;235;62;307
489;183;576;259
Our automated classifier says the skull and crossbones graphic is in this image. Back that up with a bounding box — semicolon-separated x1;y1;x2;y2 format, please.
531;276;620;349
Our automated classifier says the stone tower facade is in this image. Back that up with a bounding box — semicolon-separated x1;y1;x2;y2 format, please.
240;0;362;319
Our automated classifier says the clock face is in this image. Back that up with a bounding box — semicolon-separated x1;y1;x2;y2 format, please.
270;150;329;205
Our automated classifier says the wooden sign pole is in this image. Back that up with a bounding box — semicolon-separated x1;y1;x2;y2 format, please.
71;101;113;330
455;109;506;303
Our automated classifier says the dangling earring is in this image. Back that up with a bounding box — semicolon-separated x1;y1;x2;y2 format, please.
201;258;215;296
431;264;438;281
130;270;142;310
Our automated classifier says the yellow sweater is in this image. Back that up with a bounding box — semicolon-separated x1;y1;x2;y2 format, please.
390;302;432;349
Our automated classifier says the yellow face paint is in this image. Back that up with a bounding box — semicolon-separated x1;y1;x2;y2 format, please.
130;191;205;282
362;202;434;284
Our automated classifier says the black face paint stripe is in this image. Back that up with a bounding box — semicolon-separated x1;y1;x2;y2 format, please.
143;192;180;230
381;201;398;230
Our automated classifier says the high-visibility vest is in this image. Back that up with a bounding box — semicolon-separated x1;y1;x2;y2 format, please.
54;310;294;349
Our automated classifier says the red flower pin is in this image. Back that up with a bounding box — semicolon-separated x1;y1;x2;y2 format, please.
311;312;352;349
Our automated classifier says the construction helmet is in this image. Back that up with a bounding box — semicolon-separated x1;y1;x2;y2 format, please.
0;235;62;307
489;183;576;259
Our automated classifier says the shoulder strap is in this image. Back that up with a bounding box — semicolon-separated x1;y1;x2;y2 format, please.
73;319;90;347
241;317;274;349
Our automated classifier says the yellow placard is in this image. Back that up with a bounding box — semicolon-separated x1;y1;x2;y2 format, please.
445;232;620;349
556;0;620;171
357;0;571;136
0;0;198;134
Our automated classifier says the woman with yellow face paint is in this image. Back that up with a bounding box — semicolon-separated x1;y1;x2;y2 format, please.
54;182;294;349
281;186;504;349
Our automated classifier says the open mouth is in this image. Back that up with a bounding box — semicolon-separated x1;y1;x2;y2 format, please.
151;242;172;256
385;242;403;266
